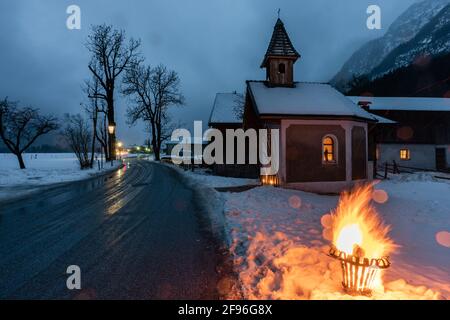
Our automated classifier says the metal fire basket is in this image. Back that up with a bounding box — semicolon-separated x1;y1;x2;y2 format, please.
329;245;391;296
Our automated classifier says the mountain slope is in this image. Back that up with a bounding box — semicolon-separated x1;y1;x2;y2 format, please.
346;51;450;97
369;4;450;79
331;0;450;90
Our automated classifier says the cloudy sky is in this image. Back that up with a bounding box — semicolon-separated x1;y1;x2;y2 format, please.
0;0;417;145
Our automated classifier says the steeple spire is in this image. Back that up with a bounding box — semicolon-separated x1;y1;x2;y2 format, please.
261;17;300;86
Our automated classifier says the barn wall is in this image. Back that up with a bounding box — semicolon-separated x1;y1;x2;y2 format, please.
377;143;440;170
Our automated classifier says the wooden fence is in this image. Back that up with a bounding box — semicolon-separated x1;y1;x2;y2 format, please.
377;160;450;180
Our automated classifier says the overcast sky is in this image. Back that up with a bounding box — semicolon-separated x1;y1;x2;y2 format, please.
0;0;417;145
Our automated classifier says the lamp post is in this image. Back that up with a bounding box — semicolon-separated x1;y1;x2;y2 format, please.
108;122;116;161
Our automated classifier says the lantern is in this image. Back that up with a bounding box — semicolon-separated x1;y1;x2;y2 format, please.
108;123;116;135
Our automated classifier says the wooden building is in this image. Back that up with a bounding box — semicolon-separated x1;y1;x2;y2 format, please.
349;96;450;171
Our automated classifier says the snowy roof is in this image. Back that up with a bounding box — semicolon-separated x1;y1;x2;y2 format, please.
261;18;300;68
369;113;396;124
209;93;243;125
247;81;377;121
348;96;450;111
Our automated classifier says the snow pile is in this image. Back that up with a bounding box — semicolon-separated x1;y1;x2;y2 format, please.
183;168;258;189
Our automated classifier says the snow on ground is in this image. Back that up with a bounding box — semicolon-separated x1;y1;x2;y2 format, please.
0;153;122;201
182;168;259;189
182;169;450;300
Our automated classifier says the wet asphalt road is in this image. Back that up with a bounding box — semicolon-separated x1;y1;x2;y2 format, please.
0;160;222;299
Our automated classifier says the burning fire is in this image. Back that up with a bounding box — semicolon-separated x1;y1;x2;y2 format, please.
332;184;395;259
329;184;396;295
261;175;279;186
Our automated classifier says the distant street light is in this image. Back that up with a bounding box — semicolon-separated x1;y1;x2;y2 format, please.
116;141;123;160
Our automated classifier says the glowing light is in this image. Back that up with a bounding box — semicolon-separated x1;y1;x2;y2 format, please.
372;189;389;204
261;175;279;186
435;231;450;248
397;126;414;141
288;196;302;209
320;214;332;228
322;228;333;241
336;224;362;255
108;123;116;135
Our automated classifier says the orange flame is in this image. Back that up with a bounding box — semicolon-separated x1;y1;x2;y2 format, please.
332;184;396;260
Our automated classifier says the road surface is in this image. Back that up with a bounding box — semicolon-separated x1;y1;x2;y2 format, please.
0;160;226;299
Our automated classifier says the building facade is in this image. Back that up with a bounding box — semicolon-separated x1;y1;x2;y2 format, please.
349;97;450;171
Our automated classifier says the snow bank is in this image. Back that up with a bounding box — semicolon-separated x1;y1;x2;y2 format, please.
182;168;259;189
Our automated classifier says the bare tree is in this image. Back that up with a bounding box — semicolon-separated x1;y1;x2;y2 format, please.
84;77;109;168
62;114;92;169
86;24;141;160
0;98;58;169
123;63;185;161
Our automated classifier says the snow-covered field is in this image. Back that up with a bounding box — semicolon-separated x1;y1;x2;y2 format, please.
0;153;122;201
183;169;450;300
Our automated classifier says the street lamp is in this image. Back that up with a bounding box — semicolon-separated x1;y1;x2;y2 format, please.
108;122;116;163
108;123;116;135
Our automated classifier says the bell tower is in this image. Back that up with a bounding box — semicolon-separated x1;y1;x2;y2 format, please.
261;18;300;87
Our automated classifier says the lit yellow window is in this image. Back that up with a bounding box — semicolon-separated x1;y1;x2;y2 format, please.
400;149;410;160
323;136;336;163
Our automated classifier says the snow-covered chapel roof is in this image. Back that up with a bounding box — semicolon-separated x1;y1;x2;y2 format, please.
348;96;450;111
208;93;243;125
247;81;378;121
